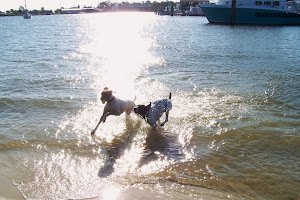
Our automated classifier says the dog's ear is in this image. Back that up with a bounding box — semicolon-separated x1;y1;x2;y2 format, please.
147;102;151;108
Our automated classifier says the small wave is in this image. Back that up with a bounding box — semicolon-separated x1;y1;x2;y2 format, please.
284;103;299;111
0;97;15;108
0;97;83;112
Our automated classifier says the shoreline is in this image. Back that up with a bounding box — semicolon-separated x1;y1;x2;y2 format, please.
0;175;24;200
88;186;234;200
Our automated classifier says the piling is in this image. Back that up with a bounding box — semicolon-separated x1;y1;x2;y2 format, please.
230;0;236;25
171;5;174;16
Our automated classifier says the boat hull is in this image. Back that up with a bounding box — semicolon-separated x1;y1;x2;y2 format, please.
200;6;300;25
23;10;32;19
156;10;183;16
156;10;170;15
23;14;31;19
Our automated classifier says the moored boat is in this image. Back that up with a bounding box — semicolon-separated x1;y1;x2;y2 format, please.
156;4;183;16
23;10;31;19
200;0;300;25
188;6;205;16
23;0;31;19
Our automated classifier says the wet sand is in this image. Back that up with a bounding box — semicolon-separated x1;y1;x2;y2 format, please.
90;185;233;200
0;175;24;200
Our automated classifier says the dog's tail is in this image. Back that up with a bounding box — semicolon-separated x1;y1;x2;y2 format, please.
169;92;172;100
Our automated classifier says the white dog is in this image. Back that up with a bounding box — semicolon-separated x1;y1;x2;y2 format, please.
91;87;136;135
134;93;172;128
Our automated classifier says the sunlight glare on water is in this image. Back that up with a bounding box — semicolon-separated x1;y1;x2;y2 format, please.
47;13;185;197
54;13;163;143
79;13;160;97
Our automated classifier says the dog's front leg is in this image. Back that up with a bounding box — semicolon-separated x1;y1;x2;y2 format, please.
100;112;108;123
160;111;169;126
91;109;109;135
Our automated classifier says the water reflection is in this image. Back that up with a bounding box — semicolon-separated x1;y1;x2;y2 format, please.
98;119;184;178
139;129;182;167
98;119;142;177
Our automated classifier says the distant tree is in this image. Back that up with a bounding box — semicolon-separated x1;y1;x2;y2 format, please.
161;1;171;9
10;9;15;15
151;1;173;10
120;1;129;6
55;9;62;14
152;1;160;10
98;1;112;9
9;8;22;16
32;9;38;15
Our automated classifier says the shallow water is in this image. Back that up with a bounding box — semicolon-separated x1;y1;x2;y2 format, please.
0;13;299;199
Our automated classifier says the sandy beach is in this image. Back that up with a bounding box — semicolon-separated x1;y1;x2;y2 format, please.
90;185;233;200
0;175;231;200
0;175;24;200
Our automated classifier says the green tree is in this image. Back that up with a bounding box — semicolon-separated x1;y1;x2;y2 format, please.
98;1;112;9
55;9;62;14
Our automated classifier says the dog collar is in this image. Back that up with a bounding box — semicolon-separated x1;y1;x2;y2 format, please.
107;97;115;103
142;110;150;122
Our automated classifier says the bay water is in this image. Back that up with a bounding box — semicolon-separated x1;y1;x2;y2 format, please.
0;13;299;199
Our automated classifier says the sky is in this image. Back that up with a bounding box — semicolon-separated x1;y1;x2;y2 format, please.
0;0;126;12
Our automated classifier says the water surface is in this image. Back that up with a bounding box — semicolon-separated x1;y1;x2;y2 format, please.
0;13;299;199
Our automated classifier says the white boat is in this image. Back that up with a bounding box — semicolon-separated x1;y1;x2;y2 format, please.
23;10;31;19
156;8;171;15
156;5;183;16
200;0;300;25
23;0;31;19
188;6;205;16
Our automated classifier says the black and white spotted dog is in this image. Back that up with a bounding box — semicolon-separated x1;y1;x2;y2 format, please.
134;93;172;128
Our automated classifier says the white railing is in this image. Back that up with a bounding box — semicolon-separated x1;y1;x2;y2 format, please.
213;0;254;6
290;0;300;12
209;0;300;10
206;0;300;12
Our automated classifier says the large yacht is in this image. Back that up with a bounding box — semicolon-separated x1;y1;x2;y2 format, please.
200;0;300;25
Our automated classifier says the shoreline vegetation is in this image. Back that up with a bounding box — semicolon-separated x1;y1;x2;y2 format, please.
0;0;201;17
